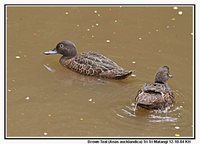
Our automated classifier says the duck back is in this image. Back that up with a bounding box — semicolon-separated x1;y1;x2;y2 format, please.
135;83;174;110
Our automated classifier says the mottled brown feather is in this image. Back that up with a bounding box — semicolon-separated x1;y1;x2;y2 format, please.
135;86;174;110
135;66;174;110
45;40;133;79
59;52;132;79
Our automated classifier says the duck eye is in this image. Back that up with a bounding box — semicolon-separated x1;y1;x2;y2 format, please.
60;44;64;48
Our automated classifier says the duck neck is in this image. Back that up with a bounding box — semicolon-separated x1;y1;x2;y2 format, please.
61;54;76;60
59;55;76;67
62;49;77;59
154;80;165;84
68;49;77;58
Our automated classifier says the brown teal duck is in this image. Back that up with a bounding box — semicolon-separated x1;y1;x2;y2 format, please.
44;40;133;79
135;66;174;110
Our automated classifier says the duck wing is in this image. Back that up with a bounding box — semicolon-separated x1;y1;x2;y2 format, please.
80;52;132;79
143;83;167;94
136;89;162;104
80;51;120;69
62;51;132;79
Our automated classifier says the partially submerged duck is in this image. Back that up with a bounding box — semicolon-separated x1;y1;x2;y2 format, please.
135;66;174;110
44;40;133;79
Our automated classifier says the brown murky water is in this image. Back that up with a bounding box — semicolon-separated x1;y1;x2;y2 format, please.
6;5;193;137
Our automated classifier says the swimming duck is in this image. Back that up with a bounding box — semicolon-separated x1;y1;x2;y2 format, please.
44;40;133;79
135;66;174;110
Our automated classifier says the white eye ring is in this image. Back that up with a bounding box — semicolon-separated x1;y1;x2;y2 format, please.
60;44;64;48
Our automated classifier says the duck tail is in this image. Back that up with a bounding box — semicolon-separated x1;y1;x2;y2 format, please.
100;69;134;80
114;70;133;80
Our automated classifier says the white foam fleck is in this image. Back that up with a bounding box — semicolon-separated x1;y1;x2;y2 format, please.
171;18;176;21
175;133;180;137
173;6;178;10
15;56;21;59
178;11;183;15
175;126;180;129
43;132;48;136
106;40;110;43
131;74;136;77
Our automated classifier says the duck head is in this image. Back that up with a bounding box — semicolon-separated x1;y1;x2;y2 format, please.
44;40;77;58
154;66;172;84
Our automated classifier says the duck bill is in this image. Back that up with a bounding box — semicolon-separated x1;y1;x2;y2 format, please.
44;48;58;55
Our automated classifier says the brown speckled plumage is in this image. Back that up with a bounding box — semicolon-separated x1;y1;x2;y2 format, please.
135;66;174;110
44;40;133;79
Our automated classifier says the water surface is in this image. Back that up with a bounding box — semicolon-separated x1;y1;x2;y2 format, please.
7;6;193;137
